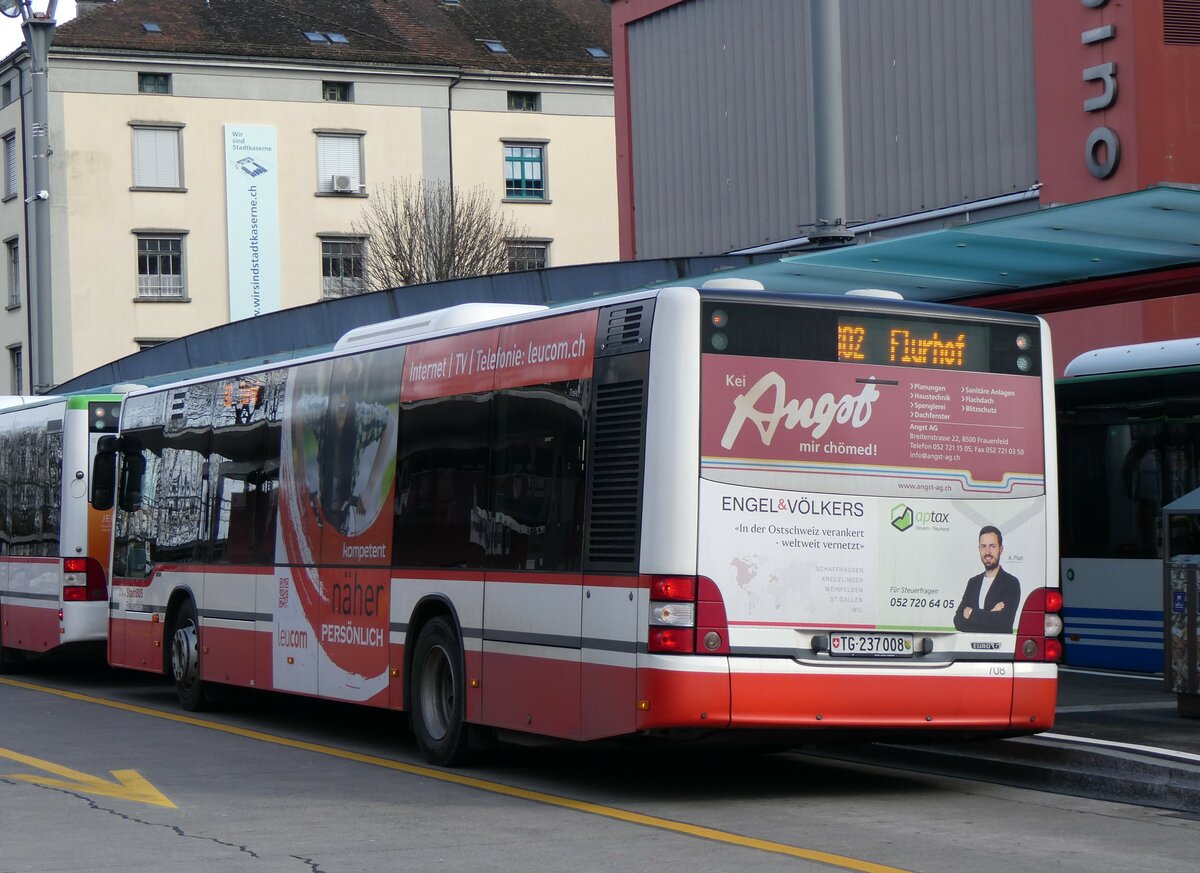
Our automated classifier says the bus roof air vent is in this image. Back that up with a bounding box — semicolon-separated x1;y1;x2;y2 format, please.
1064;338;1200;377
334;303;548;350
700;278;766;291
844;288;904;299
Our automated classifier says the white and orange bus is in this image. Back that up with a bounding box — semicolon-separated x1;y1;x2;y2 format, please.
0;393;123;670
95;286;1061;764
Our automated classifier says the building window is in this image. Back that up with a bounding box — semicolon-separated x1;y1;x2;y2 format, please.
4;131;15;199
507;91;541;112
6;238;18;308
135;337;170;351
316;133;363;193
507;241;548;272
321;237;366;298
136;235;185;299
131;125;183;189
137;73;171;94
1;81;11;106
504;144;546;200
8;345;21;395
322;81;353;102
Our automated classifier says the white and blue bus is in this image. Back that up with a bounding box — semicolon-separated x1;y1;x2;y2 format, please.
1058;338;1200;673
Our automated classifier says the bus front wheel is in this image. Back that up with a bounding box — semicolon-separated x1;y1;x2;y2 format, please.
410;616;470;766
171;600;208;711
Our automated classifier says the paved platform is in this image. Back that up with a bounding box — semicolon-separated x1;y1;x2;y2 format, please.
1051;667;1200;756
801;667;1200;814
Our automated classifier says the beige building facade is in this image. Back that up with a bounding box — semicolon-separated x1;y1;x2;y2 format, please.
0;1;616;392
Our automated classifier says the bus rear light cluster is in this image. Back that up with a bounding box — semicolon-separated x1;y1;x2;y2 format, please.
62;556;108;602
1016;587;1063;662
647;575;730;655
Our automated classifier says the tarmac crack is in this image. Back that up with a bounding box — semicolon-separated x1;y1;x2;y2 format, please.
3;778;279;864
290;854;328;873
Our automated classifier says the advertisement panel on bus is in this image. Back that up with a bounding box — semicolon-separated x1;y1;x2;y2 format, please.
699;354;1047;643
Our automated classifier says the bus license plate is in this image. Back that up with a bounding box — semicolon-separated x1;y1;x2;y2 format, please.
829;632;913;657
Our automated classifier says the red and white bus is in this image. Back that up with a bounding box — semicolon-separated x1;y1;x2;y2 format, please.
97;286;1061;764
0;393;123;670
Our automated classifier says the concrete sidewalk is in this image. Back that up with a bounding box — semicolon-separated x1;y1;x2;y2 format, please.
801;668;1200;814
1052;667;1200;756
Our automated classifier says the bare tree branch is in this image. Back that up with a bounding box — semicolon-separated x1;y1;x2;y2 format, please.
352;179;527;291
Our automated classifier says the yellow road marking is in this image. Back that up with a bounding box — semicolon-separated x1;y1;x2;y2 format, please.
0;676;909;872
0;746;176;808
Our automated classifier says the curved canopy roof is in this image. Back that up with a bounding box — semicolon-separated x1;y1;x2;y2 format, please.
668;186;1200;303
55;186;1200;394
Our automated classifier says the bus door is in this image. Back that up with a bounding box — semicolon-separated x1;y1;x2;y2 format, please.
481;383;589;739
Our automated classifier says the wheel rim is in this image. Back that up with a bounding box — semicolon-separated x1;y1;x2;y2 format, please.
418;643;455;741
172;619;199;689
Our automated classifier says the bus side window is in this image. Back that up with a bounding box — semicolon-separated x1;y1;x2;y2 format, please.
393;394;490;570
489;380;588;572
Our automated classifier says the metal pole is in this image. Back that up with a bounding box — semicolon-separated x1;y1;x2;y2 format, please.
809;0;853;246
22;14;53;392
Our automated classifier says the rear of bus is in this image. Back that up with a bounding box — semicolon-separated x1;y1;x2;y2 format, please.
59;396;123;650
639;287;1060;738
0;395;121;662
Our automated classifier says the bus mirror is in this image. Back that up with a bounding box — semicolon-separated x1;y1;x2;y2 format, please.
90;439;118;510
118;453;146;512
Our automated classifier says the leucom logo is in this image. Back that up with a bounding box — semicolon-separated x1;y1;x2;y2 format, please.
720;372;880;448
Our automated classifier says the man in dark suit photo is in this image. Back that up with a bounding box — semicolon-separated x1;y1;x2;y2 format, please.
953;525;1020;633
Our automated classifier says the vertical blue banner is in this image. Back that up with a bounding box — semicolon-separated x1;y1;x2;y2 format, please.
224;125;282;320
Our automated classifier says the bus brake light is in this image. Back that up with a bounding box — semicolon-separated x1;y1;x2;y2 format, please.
62;557;108;602
1044;638;1063;661
649;627;695;654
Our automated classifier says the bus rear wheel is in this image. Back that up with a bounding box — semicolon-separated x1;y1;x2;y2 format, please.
171;600;208;711
410;616;470;766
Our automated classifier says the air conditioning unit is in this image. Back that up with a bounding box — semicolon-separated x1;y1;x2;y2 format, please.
331;174;355;193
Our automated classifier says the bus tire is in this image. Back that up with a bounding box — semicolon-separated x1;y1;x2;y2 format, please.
171;600;208;712
410;616;470;766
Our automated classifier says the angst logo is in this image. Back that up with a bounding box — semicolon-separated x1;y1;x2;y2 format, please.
720;371;881;448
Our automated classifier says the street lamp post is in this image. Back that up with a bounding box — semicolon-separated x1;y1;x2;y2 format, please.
2;0;57;394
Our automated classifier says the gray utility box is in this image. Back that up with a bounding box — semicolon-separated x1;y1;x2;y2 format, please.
1163;489;1200;717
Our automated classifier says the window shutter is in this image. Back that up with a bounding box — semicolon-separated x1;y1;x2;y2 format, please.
317;135;361;192
5;134;16;196
133;128;180;188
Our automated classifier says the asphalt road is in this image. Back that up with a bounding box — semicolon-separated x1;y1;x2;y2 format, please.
1;659;1197;873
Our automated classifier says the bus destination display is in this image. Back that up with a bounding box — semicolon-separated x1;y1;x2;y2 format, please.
837;316;988;371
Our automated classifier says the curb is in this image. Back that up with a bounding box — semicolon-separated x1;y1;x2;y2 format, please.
796;736;1200;815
